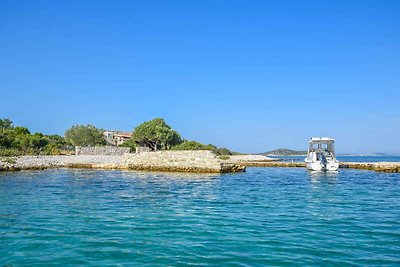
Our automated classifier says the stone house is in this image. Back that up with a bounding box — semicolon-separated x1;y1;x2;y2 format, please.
104;131;132;146
135;141;152;153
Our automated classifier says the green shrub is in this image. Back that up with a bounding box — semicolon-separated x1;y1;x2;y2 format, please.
64;124;105;146
172;140;237;156
0;156;16;164
119;139;136;151
0;118;68;156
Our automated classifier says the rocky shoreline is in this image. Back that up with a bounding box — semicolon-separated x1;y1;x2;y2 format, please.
232;160;400;173
0;152;247;173
0;155;125;172
339;162;400;173
1;153;399;173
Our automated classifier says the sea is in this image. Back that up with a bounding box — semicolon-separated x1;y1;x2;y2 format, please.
1;167;399;266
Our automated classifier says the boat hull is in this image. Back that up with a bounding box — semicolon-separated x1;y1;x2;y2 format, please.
306;161;339;172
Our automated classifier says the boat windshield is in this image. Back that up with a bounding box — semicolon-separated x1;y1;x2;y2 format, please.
308;141;336;159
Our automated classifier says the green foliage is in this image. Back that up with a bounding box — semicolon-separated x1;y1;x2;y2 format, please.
64;124;106;147
0;156;16;164
171;140;237;156
0;118;68;156
171;141;208;150
119;138;136;151
0;118;13;129
133;118;182;150
0;117;239;156
218;155;230;160
14;126;30;135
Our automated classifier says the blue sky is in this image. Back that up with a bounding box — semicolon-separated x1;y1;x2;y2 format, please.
1;0;399;153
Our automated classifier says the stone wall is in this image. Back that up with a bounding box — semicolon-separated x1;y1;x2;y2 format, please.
340;162;400;172
75;146;130;156
226;155;277;163
123;150;245;173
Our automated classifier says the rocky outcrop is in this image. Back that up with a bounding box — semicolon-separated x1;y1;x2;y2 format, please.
0;155;126;172
0;152;246;173
229;160;400;172
340;162;400;172
243;161;306;167
225;155;278;164
123;151;245;173
75;146;130;156
1;154;398;173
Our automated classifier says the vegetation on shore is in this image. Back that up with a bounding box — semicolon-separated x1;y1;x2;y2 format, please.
0;119;68;156
262;148;307;156
132;118;182;150
0;117;236;156
64;125;106;146
132;118;236;155
171;140;237;156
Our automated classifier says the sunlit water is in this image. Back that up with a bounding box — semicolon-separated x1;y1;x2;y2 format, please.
1;168;399;266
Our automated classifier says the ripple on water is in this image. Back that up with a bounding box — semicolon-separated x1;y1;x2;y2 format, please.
0;168;400;266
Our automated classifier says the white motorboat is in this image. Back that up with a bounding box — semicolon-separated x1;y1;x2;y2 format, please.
305;137;339;171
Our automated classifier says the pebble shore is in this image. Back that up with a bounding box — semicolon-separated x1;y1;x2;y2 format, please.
0;155;125;171
1;154;399;173
0;154;246;173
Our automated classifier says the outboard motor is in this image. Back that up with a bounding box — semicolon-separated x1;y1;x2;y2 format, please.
317;154;328;169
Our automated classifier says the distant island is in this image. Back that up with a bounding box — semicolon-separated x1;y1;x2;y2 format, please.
337;153;399;156
262;148;307;156
263;150;399;157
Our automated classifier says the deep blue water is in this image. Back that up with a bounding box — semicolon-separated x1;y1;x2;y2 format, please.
271;155;400;163
1;168;400;266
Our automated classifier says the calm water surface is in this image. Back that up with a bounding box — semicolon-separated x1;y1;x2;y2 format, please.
1;168;399;266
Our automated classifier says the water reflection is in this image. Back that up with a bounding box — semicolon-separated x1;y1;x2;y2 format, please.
119;170;221;180
308;170;338;184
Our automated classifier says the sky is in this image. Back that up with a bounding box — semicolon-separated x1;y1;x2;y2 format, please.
0;0;399;154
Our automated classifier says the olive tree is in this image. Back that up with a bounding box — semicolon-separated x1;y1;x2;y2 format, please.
64;124;105;146
133;118;182;150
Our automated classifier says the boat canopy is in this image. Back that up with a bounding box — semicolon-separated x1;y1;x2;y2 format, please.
309;137;335;143
308;137;336;157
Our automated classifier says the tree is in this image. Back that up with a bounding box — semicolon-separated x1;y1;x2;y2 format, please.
64;124;106;146
13;126;30;135
0;118;13;129
46;134;66;145
29;133;48;149
132;118;182;150
0;119;69;156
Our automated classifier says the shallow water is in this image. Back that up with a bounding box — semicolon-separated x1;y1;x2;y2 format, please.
1;168;399;266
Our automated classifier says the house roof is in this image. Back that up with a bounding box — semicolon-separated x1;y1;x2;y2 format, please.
104;130;132;138
114;132;132;138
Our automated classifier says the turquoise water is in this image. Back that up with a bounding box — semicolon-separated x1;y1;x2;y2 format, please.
1;168;400;266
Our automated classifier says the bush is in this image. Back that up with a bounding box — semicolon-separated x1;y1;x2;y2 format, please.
172;140;237;156
0;118;68;156
64;125;105;146
119;139;136;151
